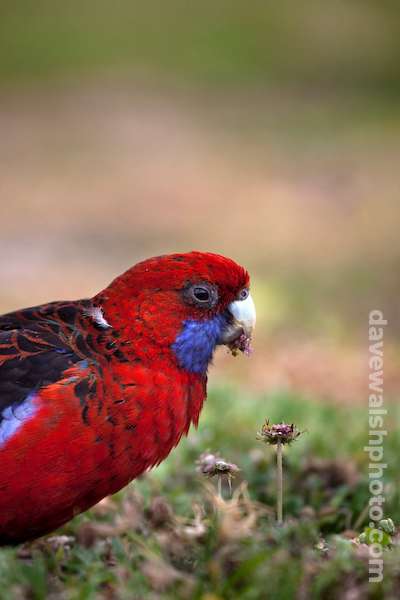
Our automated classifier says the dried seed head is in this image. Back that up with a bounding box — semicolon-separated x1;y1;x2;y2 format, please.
227;334;253;356
257;419;307;446
196;452;240;492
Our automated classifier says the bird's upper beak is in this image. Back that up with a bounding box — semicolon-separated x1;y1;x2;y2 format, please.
221;292;256;344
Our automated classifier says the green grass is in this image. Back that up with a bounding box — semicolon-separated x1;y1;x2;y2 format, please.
1;387;399;599
1;0;400;91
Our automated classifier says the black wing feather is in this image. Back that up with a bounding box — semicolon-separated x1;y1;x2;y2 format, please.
0;301;86;421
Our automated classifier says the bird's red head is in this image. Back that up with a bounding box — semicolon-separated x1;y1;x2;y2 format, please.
93;252;255;374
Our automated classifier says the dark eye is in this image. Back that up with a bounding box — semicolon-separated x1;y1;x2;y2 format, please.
237;288;249;301
193;287;210;302
185;283;219;308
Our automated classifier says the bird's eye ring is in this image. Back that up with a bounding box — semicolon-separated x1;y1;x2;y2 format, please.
193;287;210;302
237;288;250;301
184;282;218;308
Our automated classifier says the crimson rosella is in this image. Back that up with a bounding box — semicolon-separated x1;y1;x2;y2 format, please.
0;252;255;544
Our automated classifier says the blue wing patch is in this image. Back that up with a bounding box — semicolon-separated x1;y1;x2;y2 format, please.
0;393;38;448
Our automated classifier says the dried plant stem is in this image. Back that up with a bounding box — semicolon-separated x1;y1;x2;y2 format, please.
217;474;222;499
276;436;283;524
257;419;306;524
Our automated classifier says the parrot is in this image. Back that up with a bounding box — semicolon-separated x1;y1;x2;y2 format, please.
0;251;255;545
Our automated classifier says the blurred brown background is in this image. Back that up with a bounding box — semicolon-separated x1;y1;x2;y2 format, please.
1;0;399;402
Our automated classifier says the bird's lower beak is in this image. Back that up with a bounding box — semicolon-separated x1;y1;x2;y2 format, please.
221;293;256;344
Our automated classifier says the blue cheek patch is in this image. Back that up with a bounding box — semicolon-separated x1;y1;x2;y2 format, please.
0;393;38;448
172;313;230;375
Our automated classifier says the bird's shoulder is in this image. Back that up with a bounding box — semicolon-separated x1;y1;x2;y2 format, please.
0;300;98;419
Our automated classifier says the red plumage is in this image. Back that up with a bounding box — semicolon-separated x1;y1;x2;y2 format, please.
0;252;254;544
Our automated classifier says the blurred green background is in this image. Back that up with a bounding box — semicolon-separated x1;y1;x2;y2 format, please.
1;0;399;402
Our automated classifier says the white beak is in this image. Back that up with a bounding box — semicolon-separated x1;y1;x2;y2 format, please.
221;293;256;344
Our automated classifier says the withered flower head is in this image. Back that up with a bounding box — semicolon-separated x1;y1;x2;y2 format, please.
227;334;253;356
257;419;307;446
196;451;222;476
196;452;240;492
